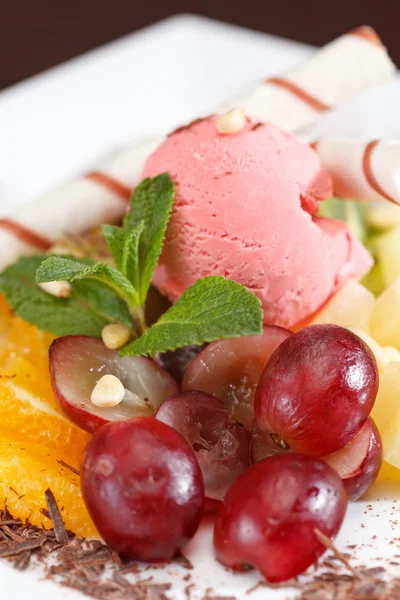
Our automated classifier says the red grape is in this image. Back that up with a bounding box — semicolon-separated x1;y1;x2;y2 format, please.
213;453;347;582
182;327;291;429
250;421;281;463
255;325;379;456
50;336;178;433
158;345;205;385
323;417;382;501
81;417;204;561
155;391;251;504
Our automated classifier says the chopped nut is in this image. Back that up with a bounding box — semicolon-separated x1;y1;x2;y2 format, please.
101;324;131;350
39;280;72;298
91;374;125;408
216;108;246;134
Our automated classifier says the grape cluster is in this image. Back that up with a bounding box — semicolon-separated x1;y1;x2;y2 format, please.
51;324;382;582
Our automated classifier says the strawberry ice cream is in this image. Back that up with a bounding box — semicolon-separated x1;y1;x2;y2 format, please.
143;116;372;329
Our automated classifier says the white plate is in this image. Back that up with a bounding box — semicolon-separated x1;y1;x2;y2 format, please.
0;14;397;600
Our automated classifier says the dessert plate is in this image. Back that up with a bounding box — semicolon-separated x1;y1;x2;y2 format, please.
0;14;398;600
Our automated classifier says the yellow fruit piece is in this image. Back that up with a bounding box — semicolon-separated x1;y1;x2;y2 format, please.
371;362;400;434
378;460;400;483
311;279;375;333
370;278;400;349
384;346;400;363
367;203;400;231
371;362;400;468
376;225;400;287
0;432;97;538
350;329;388;373
0;379;90;465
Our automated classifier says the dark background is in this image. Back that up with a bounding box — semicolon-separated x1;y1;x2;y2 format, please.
1;0;399;90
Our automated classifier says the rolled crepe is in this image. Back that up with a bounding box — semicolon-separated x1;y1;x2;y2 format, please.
313;138;400;205
0;27;395;272
224;26;396;131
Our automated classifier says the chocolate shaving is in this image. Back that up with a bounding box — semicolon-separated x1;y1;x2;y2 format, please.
314;528;361;579
56;459;80;476
175;552;194;570
0;537;46;557
44;488;68;543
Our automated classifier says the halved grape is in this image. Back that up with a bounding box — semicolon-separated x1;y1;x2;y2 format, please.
155;391;251;504
255;325;379;456
323;417;382;501
81;417;204;561
50;336;179;433
182;327;291;430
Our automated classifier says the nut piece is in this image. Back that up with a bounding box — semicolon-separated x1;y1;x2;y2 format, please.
101;324;131;350
91;374;125;408
216;108;246;134
39;280;72;298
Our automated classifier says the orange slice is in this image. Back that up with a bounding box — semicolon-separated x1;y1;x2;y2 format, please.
0;432;97;537
0;379;90;464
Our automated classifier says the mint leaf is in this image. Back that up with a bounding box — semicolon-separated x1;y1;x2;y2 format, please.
0;256;131;336
121;276;263;357
124;173;174;302
37;256;140;308
121;222;144;291
102;224;126;270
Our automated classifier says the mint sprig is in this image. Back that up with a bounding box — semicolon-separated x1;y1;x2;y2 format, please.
0;173;263;355
121;277;262;357
0;255;132;337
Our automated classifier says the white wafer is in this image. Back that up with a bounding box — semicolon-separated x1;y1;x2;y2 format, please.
0;27;395;272
314;138;400;205
223;27;395;132
0;136;162;271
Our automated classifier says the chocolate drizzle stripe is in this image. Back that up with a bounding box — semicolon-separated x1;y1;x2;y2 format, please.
0;219;52;251
267;78;331;112
86;171;132;202
362;139;398;205
350;27;384;47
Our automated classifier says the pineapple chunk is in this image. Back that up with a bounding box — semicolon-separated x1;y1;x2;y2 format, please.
384;346;400;363
311;280;375;332
370;278;400;349
367;203;400;231
350;329;388;373
371;361;400;434
376;225;400;287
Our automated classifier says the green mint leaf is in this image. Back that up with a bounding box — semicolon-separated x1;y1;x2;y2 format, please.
37;256;140;308
0;255;131;336
121;276;263;357
102;224;126;270
121;222;144;291
123;173;174;303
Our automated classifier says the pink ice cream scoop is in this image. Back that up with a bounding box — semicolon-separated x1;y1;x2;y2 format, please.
143;116;372;329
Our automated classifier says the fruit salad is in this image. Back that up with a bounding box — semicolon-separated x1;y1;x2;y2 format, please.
0;25;400;598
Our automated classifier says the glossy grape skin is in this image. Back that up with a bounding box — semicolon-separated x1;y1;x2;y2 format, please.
81;417;204;562
255;325;379;457
324;418;382;501
156;391;251;505
213;454;347;583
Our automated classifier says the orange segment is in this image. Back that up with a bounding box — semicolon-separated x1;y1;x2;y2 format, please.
0;379;90;464
0;432;97;538
0;294;94;535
